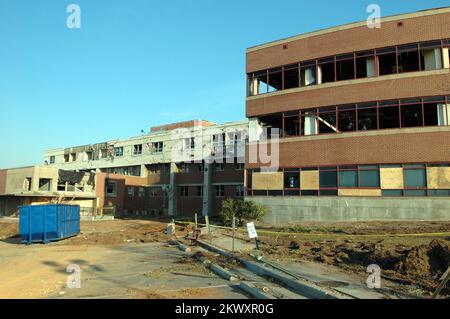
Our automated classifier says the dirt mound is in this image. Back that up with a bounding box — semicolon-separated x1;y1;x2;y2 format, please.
0;222;19;240
395;239;450;277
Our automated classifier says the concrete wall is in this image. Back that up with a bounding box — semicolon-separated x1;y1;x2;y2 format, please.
248;196;450;224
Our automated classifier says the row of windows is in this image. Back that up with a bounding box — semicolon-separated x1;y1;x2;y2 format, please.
179;185;245;198
259;95;450;138
247;163;450;197
177;162;245;173
247;39;450;96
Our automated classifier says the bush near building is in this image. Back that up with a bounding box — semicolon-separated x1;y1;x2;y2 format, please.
220;198;267;227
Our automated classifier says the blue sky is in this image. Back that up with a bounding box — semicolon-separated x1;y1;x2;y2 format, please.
0;0;448;168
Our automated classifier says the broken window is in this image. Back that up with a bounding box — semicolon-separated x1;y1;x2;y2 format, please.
215;185;225;197
24;178;32;191
424;96;448;126
179;186;188;197
336;54;355;81
338;105;356;132
378;101;400;129
356;51;376;78
268;67;282;93
152;142;163;153
318;107;337;134
64;154;70;163
235;185;245;197
400;99;423;127
127;187;134;197
397;44;420;73
38;179;52;192
149;187;158;197
105;181;117;197
420;41;443;70
377;47;397;75
133;144;142;155
357;102;378;131
301;60;317;86
179;163;189;173
196;186;203;197
114;147;123;157
318;57;335;84
49;156;55;164
259;114;282;139
283;64;300;89
283;111;300;137
301;110;318;136
70;153;77;162
284;169;300;189
253;70;268;95
138;187;145;197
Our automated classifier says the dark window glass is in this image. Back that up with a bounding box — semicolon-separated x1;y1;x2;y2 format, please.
284;112;300;136
284;170;300;188
398;49;420;73
268;190;283;196
358;107;377;130
301;190;319;196
320;190;338;196
404;190;427;196
378;51;397;75
359;170;380;187
382;190;403;197
338;105;357;132
320;170;337;188
339;170;358;187
404;169;427;188
379;105;400;129
336;58;355;81
401;104;423;127
284;64;300;89
284;190;300;196
428;190;450;196
319;58;335;83
424;103;440;126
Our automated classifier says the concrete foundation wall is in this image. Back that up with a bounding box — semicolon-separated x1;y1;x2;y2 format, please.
248;196;450;223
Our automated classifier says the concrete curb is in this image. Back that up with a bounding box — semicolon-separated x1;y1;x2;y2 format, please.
197;240;354;299
239;282;273;299
196;255;239;282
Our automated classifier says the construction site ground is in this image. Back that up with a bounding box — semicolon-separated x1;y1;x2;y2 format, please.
0;218;449;299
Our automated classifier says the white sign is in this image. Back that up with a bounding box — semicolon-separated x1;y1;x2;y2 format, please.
246;222;258;239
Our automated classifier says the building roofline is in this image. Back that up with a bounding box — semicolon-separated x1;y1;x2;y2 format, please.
246;6;450;53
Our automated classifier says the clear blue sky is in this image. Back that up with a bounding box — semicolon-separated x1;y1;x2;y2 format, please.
0;0;448;168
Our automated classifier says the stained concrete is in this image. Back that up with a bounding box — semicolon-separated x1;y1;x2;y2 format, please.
248;196;450;223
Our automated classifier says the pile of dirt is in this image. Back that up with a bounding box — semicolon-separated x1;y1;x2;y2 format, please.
395;240;450;277
0;221;19;240
59;220;168;246
263;238;450;293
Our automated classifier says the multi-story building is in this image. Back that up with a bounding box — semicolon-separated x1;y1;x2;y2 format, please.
245;7;450;222
43;119;260;218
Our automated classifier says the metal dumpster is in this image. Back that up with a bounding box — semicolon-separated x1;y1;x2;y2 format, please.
19;204;80;244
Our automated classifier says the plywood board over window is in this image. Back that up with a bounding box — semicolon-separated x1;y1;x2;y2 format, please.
252;172;283;190
300;170;319;190
380;168;404;189
427;167;450;189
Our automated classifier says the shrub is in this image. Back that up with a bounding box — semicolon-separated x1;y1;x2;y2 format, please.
219;198;267;227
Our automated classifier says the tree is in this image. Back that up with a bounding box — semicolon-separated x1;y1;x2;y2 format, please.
219;198;267;227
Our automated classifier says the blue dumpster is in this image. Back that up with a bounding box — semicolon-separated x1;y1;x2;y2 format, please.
19;204;80;244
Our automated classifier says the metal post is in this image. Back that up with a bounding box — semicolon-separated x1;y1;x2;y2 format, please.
205;215;211;242
232;216;236;253
195;213;198;228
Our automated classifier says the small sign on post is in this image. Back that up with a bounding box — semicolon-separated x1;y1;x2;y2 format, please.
246;222;260;250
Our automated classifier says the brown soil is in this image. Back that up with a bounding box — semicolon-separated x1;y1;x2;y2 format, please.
60;220;168;246
262;235;450;296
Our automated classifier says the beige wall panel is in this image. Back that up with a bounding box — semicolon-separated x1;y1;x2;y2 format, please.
427;167;450;189
252;172;283;190
338;189;382;197
300;171;319;190
380;168;404;189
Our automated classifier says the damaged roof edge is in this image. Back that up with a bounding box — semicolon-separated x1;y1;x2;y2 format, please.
246;6;450;53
